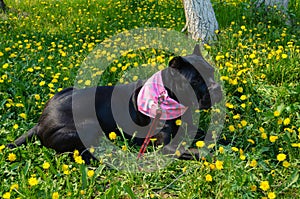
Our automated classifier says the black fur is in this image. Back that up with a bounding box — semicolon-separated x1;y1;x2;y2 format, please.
7;46;223;162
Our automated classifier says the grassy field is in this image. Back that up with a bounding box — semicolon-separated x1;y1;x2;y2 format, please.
0;0;299;198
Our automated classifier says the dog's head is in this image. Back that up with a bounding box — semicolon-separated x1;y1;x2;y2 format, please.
162;45;222;109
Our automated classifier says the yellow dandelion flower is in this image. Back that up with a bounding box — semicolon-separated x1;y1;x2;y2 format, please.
132;76;138;81
87;170;95;178
8;153;16;162
269;135;278;143
74;156;85;164
42;162;50;170
274;111;280;117
48;83;54;88
229;125;235;132
252;59;259;64
260;181;270;191
277;153;286;161
281;160;290;168
209;163;215;170
10;183;19;191
13;124;19;129
204;44;211;50
175;150;181;157
240;95;247;100
196;141;205;148
277;118;282;125
254;107;262;112
215;55;224;61
15;103;24;108
121;145;127;151
28;177;39;186
0;51;3;56
2;63;9;69
220;76;229;81
48;55;54;60
237;87;243;93
73;150;79;158
281;54;288;59
110;67;117;73
39;81;46;86
34;94;41;100
89;147;95;154
203;161;209;167
250;160;257;167
268;192;276;199
0;144;5;153
259;127;265;133
205;174;213;182
63;169;70;175
109;132;117;140
225;102;234;109
250;185;257;192
283;118;290;126
175;119;182;126
219;146;224;153
84;80;91;86
52;192;59;199
233;114;240;119
291;143;300;148
215;160;223;170
261;133;268;139
247;139;255;144
240;155;246;160
2;192;10;199
249;53;256;59
241;120;248;127
208;143;215;149
231;147;239;152
27;68;34;72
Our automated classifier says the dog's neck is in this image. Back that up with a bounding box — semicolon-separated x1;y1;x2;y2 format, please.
137;71;188;120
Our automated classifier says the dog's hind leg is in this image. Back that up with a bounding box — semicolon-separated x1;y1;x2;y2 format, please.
40;128;96;164
6;126;38;148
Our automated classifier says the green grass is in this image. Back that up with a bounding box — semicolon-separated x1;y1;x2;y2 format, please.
0;0;299;198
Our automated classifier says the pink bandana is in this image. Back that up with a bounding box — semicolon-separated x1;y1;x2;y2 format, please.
137;71;188;120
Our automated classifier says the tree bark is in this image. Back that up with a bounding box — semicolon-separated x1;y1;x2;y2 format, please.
255;0;290;24
255;0;289;10
0;0;6;12
182;0;218;43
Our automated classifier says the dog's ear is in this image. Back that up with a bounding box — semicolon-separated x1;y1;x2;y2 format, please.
193;44;202;57
168;56;186;69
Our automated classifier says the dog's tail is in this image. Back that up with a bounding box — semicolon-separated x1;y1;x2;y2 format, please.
6;126;38;148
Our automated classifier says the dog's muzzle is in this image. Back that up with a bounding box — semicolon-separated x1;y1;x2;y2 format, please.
208;82;223;105
199;82;222;109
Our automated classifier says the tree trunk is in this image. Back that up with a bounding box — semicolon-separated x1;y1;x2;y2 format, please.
0;0;6;12
255;0;289;10
255;0;290;24
182;0;218;43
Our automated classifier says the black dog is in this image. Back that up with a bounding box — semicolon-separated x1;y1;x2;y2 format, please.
8;45;222;162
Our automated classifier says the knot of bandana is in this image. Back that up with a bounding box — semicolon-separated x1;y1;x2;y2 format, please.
137;71;188;120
